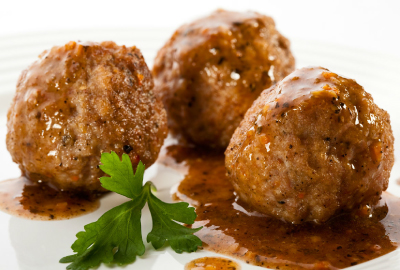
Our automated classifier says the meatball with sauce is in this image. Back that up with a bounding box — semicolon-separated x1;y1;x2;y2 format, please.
225;67;394;224
7;41;168;192
153;9;295;148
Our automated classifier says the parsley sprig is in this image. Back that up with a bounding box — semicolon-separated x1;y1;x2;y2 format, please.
60;152;202;270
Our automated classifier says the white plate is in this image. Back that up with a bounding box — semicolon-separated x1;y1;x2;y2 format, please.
0;29;399;270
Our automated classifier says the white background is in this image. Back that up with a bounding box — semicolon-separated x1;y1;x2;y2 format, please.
1;0;400;57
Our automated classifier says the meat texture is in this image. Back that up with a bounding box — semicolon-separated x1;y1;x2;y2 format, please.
153;9;295;148
225;67;394;223
7;41;168;192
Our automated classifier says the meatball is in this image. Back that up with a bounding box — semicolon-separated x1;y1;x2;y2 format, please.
153;9;295;148
7;41;168;192
225;67;394;223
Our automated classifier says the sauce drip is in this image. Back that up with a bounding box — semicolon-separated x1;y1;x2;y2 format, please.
185;257;240;270
164;145;400;270
0;177;101;220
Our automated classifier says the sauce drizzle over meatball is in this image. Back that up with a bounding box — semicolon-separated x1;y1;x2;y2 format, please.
153;10;295;148
226;67;394;223
6;41;168;193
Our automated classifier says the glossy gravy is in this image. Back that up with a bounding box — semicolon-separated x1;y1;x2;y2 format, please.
0;176;101;220
163;144;400;270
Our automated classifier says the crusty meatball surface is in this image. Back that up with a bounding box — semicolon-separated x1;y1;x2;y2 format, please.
153;9;295;148
7;41;168;192
225;67;394;224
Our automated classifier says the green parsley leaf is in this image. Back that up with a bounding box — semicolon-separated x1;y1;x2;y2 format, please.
60;152;202;270
147;193;202;253
99;152;143;199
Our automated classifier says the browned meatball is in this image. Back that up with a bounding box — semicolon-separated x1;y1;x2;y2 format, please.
153;9;295;148
225;67;394;223
7;41;168;192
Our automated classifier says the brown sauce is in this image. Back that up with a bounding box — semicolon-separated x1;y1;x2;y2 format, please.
0;177;102;220
185;257;240;270
163;144;400;270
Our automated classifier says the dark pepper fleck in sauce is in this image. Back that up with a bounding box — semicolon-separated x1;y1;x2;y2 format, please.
0;177;102;220
161;144;400;270
185;257;241;270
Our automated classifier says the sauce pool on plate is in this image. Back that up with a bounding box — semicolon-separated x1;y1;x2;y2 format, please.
0;176;102;220
185;257;241;270
161;144;400;270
